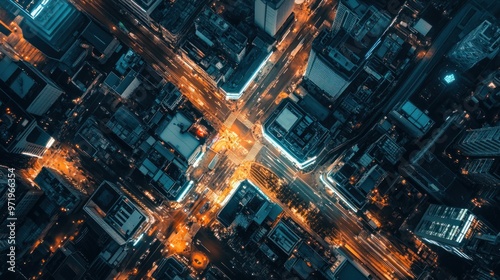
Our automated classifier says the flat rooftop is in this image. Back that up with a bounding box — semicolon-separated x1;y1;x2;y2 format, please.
0;55;60;105
221;46;271;98
334;260;370;280
151;0;205;37
268;220;301;255
84;181;148;245
217;180;275;227
390;101;434;138
106;106;144;147
276;107;300;132
263;99;328;167
156;112;200;160
81;22;115;54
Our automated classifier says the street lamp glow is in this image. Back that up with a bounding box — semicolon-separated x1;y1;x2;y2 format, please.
261;126;316;169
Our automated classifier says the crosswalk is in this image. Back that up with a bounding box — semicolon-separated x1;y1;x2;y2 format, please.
224;112;255;130
244;142;263;162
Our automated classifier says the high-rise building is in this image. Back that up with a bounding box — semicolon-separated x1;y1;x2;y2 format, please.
305;4;390;100
0;54;64;116
332;0;363;33
473;68;500;109
448;20;500;71
2;0;87;53
462;158;500;186
262;98;329;169
83;181;149;245
254;0;295;37
0;90;56;158
116;0;162;25
456;126;500;157
389;101;434;138
414;204;491;260
9;121;54;158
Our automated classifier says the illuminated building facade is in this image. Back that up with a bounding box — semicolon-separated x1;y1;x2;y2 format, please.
3;0;86;52
9;121;54;158
462;158;500;186
455;126;500;157
321;144;387;212
0;90;55;158
414;204;490;260
0;54;64;116
116;0;161;24
332;0;363;34
305;4;390;100
448;20;500;71
254;0;295;37
83;181;149;246
262;99;328;169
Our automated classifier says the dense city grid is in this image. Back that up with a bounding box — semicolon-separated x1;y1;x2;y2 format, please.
0;0;499;279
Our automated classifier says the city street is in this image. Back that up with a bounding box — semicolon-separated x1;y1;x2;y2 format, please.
70;0;438;278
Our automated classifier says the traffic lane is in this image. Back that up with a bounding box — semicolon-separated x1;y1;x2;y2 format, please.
77;0;231;120
119;178;159;211
255;146;297;183
319;202;412;278
77;1;406;278
251;60;301;124
248;32;311;124
241;24;313;115
135;240;164;279
289;177;322;203
206;160;236;191
240;5;318;110
124;235;159;270
130;33;226;119
241;7;318;116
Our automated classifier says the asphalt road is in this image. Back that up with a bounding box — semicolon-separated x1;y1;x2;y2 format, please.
71;0;437;278
74;0;231;126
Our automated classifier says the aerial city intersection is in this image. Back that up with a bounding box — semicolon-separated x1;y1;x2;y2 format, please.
0;0;499;279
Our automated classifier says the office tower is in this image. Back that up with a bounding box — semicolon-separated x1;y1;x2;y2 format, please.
473;68;500;109
389;101;434;138
305;45;352;100
7;121;54;158
254;0;295;37
0;54;64;116
2;0;86;53
448;20;500;71
262;98;329;169
414;204;489;260
305;3;390;100
84;181;149;245
195;8;248;63
0;91;55;158
456;126;500;157
332;0;362;33
462;158;500;186
116;0;162;24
